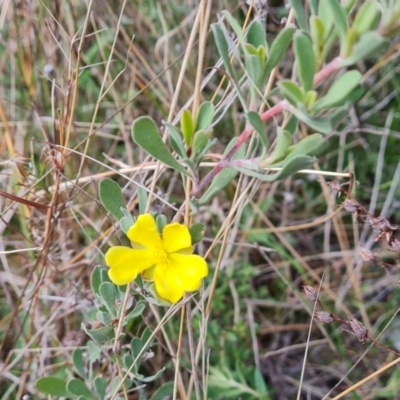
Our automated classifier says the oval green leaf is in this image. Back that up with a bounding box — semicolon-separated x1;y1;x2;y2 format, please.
293;31;315;92
313;70;362;111
132;116;186;174
36;377;70;397
99;178;126;221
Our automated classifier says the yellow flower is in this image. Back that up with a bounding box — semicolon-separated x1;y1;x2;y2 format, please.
105;214;208;303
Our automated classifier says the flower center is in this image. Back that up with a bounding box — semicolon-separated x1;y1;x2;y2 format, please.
153;248;169;267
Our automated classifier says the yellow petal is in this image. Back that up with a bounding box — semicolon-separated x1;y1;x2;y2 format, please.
153;265;185;303
127;214;162;250
152;254;208;302
163;223;191;253
105;246;156;285
168;253;208;291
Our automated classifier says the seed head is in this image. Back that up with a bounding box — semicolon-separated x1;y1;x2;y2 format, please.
347;316;368;343
303;285;318;302
315;311;334;324
343;199;361;214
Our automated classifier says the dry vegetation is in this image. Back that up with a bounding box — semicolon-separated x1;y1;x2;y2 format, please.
1;0;400;399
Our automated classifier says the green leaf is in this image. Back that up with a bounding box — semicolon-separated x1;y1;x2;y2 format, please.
198;138;246;204
87;340;102;363
164;122;186;158
293;31;315;92
307;0;318;15
141;327;152;346
130;337;142;359
156;214;167;233
353;0;380;35
237;154;315;181
341;31;389;67
254;368;268;393
289;0;307;30
278;80;305;106
99;282;117;317
124;300;146;320
265;128;292;165
246;54;263;87
289;104;333;134
67;379;97;399
91;265;104;300
221;11;246;51
181;109;194;145
93;376;108;400
263;26;295;81
99;178;126;221
137;186;148;215
36;377;70;397
119;208;135;234
189;223;205;244
286;133;325;159
310;16;325;63
318;0;334;40
72;348;86;379
140;367;166;383
211;24;237;81
192;129;212;159
82;324;115;345
247;20;267;49
326;0;348;47
313;70;362;111
246;111;267;150
150;382;174;400
132;116;186;174
195;101;215;131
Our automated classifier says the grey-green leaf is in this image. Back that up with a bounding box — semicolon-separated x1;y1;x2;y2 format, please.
36;377;70;397
67;379;97;399
290;104;333;134
278;80;305;106
237;154;315;181
82;324;115;345
99;178;126;221
293;31;315;92
72;348;86;379
341;31;389;67
246;111;267;150
91;265;104;300
93;376;108;400
149;381;174;400
99;282;117;317
313;70;362;111
263;26;295;81
189;222;205;244
137;186;148;215
247;20;267;49
211;24;238;81
196;101;215;131
326;0;348;46
289;0;307;30
132;116;186;174
164;122;186;158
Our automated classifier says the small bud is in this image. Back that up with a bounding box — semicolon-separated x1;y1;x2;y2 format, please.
315;311;334;324
343;199;361;214
347;316;368;343
303;285;318;302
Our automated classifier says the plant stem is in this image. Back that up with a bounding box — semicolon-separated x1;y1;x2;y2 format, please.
191;57;343;197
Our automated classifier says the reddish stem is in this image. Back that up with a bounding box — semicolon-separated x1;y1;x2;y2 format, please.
192;57;343;197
